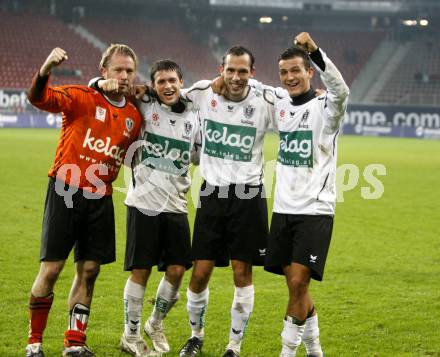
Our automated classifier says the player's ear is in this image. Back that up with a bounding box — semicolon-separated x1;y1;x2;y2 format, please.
100;66;107;79
219;65;224;75
308;66;314;79
251;67;256;77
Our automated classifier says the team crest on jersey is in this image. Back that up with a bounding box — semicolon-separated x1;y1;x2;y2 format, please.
279;109;285;121
169;119;176;126
182;121;193;140
227;105;234;112
241;105;255;125
123;118;134;137
151;112;160;126
125;118;134;132
95;106;106;122
184;121;193;135
299;110;310;129
210;99;217;112
244;105;255;119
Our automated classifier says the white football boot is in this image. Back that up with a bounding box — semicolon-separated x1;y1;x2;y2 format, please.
144;318;170;353
120;333;160;357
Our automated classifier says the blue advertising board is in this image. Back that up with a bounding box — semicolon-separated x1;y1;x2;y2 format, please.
1;89;439;139
343;104;440;139
0;113;62;128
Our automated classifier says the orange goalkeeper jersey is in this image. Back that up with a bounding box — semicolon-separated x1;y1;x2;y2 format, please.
28;73;142;196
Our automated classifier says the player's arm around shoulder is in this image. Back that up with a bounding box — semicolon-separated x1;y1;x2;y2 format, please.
242;79;279;133
181;79;212;104
248;78;288;103
89;77;149;114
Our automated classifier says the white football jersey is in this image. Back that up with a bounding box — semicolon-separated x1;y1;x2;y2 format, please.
271;48;350;215
183;81;275;186
124;95;201;213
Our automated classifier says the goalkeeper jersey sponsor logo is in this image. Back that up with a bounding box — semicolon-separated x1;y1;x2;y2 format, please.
278;130;313;167
141;132;190;176
204;119;256;162
82;128;125;166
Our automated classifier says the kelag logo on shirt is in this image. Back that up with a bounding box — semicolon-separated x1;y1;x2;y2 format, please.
141;133;190;176
278;130;313;167
204;119;256;162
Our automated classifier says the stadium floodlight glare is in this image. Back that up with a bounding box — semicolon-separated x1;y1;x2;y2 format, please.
282;15;288;22
419;19;429;26
259;16;272;24
402;19;417;26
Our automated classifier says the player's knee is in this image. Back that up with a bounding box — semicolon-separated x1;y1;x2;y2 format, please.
287;276;309;296
232;262;252;286
131;268;151;285
81;263;100;282
42;263;64;284
190;269;210;289
166;266;185;286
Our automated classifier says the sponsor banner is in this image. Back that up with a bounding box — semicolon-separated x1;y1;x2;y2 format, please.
0;113;62;128
0;89;36;113
343;104;440;139
209;0;303;9
278;130;313;167
203;119;256;162
82;127;125;167
343;123;440;139
141;132;191;176
1;98;439;140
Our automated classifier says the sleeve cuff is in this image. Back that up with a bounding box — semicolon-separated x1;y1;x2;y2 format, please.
89;77;104;91
309;48;326;72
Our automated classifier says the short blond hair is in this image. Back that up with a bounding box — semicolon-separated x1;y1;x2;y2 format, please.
99;44;138;70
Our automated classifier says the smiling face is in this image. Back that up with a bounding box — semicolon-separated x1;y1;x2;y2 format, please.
279;56;314;97
221;53;255;101
152;69;183;106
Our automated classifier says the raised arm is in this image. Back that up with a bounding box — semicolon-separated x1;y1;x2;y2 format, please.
294;32;350;129
39;47;68;77
27;48;76;113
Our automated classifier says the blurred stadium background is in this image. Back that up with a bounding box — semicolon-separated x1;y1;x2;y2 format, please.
1;0;440;138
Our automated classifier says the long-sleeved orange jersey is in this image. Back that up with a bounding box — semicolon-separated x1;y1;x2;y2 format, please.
28;73;142;196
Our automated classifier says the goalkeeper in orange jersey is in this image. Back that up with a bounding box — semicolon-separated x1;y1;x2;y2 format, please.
25;45;144;357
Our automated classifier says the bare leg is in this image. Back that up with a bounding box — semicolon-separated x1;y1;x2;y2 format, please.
31;260;66;297
283;263;312;321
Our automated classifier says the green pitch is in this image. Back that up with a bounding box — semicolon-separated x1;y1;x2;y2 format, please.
0;129;439;356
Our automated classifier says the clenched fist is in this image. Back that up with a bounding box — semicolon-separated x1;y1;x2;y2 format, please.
39;47;68;77
294;32;318;53
98;78;120;94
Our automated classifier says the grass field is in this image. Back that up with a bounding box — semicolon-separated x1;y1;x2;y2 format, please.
0;129;439;357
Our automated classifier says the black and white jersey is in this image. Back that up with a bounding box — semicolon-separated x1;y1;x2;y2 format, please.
254;49;349;215
183;81;275;186
125;95;201;213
